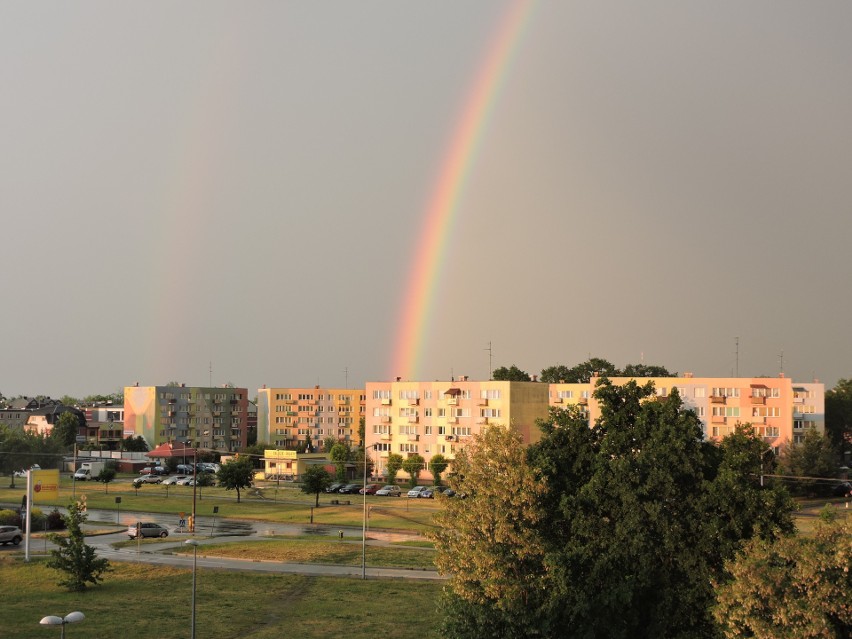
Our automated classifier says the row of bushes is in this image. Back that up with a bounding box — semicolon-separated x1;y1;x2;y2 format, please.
0;508;66;531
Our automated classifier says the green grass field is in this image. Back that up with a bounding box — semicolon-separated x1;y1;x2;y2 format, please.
0;556;443;639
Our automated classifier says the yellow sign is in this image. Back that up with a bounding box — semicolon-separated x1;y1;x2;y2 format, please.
265;449;297;460
31;469;60;503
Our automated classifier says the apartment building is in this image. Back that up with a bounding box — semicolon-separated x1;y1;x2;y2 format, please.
256;386;365;449
364;377;550;481
124;384;249;452
548;374;825;452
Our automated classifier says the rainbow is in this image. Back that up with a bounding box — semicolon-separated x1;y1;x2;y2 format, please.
390;0;536;380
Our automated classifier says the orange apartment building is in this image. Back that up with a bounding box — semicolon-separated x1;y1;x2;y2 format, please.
363;377;550;481
548;374;824;453
256;386;365;449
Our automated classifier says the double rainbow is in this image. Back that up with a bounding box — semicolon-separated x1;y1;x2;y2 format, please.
390;0;536;380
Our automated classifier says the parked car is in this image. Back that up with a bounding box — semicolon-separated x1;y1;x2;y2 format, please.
176;477;195;486
420;487;435;499
338;483;362;494
437;487;456;498
325;482;345;493
176;464;195;474
0;525;23;546
127;522;169;539
133;475;162;487
407;486;430;498
162;475;188;485
139;466;167;476
832;481;852;497
359;484;381;495
375;485;401;497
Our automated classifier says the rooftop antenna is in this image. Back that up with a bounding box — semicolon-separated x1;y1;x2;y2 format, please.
485;341;493;380
209;361;213;387
735;337;739;377
344;366;349;389
778;350;784;375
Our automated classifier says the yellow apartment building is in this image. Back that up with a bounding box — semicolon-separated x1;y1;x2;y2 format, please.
364;377;550;481
256;386;365;449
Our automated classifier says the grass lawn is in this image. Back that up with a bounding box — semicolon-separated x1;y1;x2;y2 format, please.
165;537;438;569
0;555;443;639
1;478;442;533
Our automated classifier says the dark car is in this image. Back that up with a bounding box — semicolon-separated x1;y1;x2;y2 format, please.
139;466;167;476
325;482;345;493
832;481;852;497
126;522;169;539
338;483;362;494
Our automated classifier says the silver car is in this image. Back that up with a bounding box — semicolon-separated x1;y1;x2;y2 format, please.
127;523;169;539
0;525;23;546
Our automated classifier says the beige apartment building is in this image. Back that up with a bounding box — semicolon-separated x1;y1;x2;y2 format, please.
256;386;365;449
363;377;550;481
548;374;824;453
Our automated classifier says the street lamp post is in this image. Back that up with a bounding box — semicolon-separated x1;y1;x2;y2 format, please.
362;444;376;580
40;611;84;639
185;539;199;639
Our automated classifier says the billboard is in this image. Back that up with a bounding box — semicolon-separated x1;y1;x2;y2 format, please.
31;469;60;503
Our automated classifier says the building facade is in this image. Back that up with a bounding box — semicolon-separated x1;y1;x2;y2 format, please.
548;374;825;452
124;384;249;452
256;386;365;449
363;378;550;481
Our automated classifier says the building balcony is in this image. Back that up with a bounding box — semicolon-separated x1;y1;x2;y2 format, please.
446;398;458;406
711;415;726;424
407;434;419;442
478;398;488;406
381;416;391;424
750;396;766;405
710;396;726;404
552;397;563;404
477;417;488;425
407;416;419;424
448;417;459;424
578;398;588;405
381;398;392;406
380;433;392;441
408;399;419;406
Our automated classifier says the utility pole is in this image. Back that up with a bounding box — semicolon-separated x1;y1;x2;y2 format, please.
485;341;493;380
735;337;739;377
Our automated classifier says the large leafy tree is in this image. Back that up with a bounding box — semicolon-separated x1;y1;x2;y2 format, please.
778;428;839;496
401;453;425;487
620;363;675;377
385;453;404;484
433;380;796;639
52;410;81;448
300;465;332;506
429;453;449;485
492;365;531;382
824;378;852;455
329;442;349;482
432;425;549;638
714;510;851;638
216;456;254;503
47;502;111;591
541;357;618;383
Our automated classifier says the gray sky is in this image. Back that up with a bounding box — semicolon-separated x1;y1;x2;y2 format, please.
2;1;851;399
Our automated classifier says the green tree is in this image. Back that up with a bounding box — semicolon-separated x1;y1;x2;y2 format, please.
432;425;548;637
300;465;332;506
59;395;80;406
620;363;675;377
329;442;349;482
539;364;571;384
385;453;404;485
322;436;338;454
96;467;116;493
402;453;425;487
779;428;839;496
824;378;852;456
52;410;81;448
121;435;148;452
714;510;851;638
216;456;254;503
541;357;618;383
492;365;531;381
429;454;449;486
358;417;365;449
46;502;111;591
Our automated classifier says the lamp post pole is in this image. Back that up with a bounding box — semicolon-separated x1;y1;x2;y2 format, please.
185;539;199;639
39;611;84;639
361;444;375;580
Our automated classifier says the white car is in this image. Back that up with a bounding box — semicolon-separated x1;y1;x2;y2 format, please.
176;477;195;486
162;475;188;485
407;486;430;498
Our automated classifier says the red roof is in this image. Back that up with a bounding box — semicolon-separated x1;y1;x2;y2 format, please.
146;442;195;458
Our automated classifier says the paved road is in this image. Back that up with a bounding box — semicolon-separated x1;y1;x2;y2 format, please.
7;505;444;581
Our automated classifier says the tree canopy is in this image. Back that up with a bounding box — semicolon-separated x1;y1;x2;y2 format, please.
492;365;531;382
432;380;795;639
824;378;852;455
539;357;674;383
216;456;254;503
47;502;111;591
300;465;332;506
778;428;839;496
